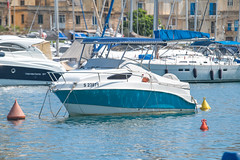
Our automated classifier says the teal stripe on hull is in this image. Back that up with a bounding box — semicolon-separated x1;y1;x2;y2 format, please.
54;89;195;110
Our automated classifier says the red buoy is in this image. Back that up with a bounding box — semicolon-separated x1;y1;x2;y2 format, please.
7;99;25;120
200;119;208;131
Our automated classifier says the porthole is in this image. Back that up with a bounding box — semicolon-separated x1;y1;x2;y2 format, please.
11;68;16;74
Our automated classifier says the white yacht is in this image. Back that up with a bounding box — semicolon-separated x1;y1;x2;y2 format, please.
101;44;240;83
0;36;66;86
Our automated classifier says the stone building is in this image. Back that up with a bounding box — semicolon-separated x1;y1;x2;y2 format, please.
7;0;124;35
130;0;239;41
3;0;240;40
0;0;9;27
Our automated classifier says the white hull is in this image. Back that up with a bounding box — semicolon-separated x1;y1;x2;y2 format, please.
64;104;196;116
144;63;240;82
0;79;51;86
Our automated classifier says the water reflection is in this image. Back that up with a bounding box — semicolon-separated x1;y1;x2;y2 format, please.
57;112;196;126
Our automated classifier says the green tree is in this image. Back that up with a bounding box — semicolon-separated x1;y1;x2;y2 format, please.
123;9;162;37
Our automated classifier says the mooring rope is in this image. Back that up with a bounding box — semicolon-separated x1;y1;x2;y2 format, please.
38;87;50;119
54;83;77;117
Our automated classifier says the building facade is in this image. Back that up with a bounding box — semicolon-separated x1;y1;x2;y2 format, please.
142;0;239;41
2;0;240;40
7;0;124;35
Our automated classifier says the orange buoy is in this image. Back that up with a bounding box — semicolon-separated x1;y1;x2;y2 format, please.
200;119;209;131
7;99;25;120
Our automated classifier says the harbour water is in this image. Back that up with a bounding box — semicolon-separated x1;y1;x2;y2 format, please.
0;83;240;159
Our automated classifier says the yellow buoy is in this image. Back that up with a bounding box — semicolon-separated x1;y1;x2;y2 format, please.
200;97;211;111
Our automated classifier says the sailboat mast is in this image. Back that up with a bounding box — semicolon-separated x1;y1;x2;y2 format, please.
130;0;133;32
186;0;188;30
72;0;75;41
8;0;11;28
121;0;124;35
238;0;240;42
194;0;198;31
153;0;159;34
54;0;59;56
215;0;218;39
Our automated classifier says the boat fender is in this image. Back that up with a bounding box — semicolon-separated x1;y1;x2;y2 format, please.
193;68;197;78
218;68;222;79
164;68;168;74
142;77;150;82
210;69;214;80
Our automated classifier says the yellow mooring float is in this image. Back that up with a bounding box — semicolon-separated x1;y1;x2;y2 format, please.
200;97;211;111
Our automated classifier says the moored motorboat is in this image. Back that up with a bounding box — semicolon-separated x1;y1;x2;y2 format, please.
49;38;197;116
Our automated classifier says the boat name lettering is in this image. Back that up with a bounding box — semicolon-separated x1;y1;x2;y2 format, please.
25;73;44;76
83;82;99;87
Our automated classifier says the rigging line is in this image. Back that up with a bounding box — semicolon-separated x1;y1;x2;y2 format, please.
72;89;85;114
166;0;176;30
28;1;41;34
54;83;77;117
80;0;88;30
199;0;210;32
48;93;55;117
38;87;50;119
115;0;127;37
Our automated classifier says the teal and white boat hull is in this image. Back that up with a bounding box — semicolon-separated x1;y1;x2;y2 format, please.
54;88;196;116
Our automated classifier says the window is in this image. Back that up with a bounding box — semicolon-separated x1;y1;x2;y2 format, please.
105;0;109;7
20;0;25;6
189;61;197;63
172;19;176;25
209;3;216;15
226;37;233;41
21;14;24;24
227;0;233;6
38;15;43;24
59;15;65;23
107;73;132;80
211;21;215;33
76;16;80;25
11;15;13;24
0;43;25;52
178;69;184;71
190;3;195;15
185;69;190;71
138;2;143;9
179;61;187;63
227;22;232;31
234;20;238;31
92;16;97;25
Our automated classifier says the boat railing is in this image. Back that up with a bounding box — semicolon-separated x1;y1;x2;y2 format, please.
48;70;151;84
47;71;188;89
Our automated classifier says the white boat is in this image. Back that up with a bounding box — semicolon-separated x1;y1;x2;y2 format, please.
102;43;240;83
0;36;66;86
49;38;197;116
140;48;240;83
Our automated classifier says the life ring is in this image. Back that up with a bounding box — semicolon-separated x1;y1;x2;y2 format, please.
142;77;149;82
